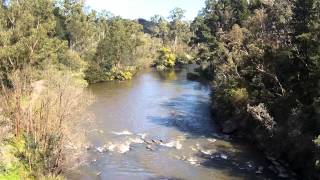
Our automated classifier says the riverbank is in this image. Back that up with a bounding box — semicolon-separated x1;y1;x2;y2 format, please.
187;66;298;179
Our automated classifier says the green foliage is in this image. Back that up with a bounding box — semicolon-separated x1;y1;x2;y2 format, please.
84;18;146;83
95;18;143;68
0;137;30;179
112;68;133;81
0;0;87;85
150;8;192;56
0;136;64;180
227;88;248;105
0;134;66;179
85;64;135;83
176;53;193;65
155;47;176;69
192;0;320;178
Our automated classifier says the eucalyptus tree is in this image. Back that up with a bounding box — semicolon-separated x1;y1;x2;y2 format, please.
0;0;70;83
168;8;191;50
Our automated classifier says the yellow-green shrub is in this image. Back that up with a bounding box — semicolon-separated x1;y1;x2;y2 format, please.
227;88;249;105
155;47;176;69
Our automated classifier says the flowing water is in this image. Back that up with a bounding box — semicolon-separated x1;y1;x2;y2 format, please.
68;68;279;180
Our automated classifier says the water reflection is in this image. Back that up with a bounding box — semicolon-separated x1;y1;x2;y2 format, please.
157;69;179;81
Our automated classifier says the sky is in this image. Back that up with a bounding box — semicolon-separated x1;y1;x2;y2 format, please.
85;0;206;21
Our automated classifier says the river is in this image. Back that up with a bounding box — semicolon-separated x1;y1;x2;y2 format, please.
67;67;278;180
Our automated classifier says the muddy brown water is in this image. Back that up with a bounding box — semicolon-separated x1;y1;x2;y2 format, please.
67;67;280;180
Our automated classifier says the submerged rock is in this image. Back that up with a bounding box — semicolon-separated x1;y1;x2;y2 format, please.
220;153;228;160
96;146;105;153
255;166;264;174
144;139;153;144
137;133;147;139
245;161;255;170
187;157;199;165
267;156;290;178
85;145;93;150
187;72;200;81
200;148;215;155
222;120;237;134
207;138;217;143
160;140;183;149
146;145;155;151
129;137;144;144
268;165;278;174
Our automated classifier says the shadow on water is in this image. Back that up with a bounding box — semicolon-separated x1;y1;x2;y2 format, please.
197;145;281;180
147;92;221;138
147;71;280;179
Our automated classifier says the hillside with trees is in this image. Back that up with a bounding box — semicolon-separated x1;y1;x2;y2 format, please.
191;0;320;178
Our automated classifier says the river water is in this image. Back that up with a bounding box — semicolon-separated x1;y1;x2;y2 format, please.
68;68;278;180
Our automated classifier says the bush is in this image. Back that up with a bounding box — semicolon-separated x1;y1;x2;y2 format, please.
111;67;133;81
227;88;249;105
0;69;91;178
176;53;193;65
85;65;135;83
155;47;176;69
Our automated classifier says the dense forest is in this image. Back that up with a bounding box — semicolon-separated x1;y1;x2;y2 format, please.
0;0;319;179
190;0;320;179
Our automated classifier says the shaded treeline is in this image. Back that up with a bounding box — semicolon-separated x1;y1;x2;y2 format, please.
190;0;320;179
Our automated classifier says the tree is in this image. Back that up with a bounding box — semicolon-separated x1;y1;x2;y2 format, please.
0;0;71;83
292;0;320;104
191;0;320;178
85;18;144;83
150;15;170;44
168;8;191;50
56;0;99;59
95;18;143;68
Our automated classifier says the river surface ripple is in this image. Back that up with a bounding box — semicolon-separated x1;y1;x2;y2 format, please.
68;68;278;180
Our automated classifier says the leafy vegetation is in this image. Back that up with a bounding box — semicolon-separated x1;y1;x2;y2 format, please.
155;47;176;70
1;0;319;179
149;8;195;68
0;0;194;178
191;0;320;178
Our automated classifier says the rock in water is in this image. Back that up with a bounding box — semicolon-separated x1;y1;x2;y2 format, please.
220;153;228;160
146;145;154;151
187;157;199;165
222;120;237;134
207;138;217;143
268;165;278;174
187;72;200;81
85;145;93;150
96;146;105;153
255;166;264;174
144;140;152;144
